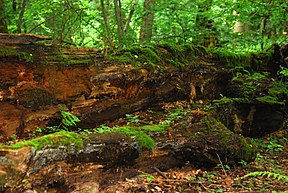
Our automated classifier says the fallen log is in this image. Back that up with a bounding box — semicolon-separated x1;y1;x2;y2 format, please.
0;33;52;45
0;34;231;139
0;34;287;192
0;114;255;192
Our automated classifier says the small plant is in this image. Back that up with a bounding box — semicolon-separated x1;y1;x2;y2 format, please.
60;107;80;130
139;174;155;183
35;127;43;133
278;66;288;80
238;160;248;166
252;136;285;155
36;108;81;134
93;125;113;134
241;171;288;183
126;114;140;124
10;134;17;140
80;129;92;135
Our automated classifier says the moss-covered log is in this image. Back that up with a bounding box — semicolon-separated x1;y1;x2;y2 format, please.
0;115;255;192
0;131;140;190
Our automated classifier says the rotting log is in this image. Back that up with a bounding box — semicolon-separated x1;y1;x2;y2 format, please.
0;33;286;192
0;132;139;190
0;34;231;139
0;33;52;45
0;34;287;139
0;114;256;192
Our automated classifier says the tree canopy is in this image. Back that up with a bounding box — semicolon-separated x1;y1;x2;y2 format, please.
0;0;287;51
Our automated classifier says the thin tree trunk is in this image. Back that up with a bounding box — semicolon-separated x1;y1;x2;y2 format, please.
124;0;139;33
99;0;114;54
139;0;156;44
0;0;8;33
114;0;124;48
17;0;28;33
195;0;215;47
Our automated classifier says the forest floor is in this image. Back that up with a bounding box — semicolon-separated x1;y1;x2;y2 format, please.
99;101;288;193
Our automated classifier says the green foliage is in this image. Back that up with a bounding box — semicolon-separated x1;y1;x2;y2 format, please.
252;136;286;155
2;0;286;50
93;125;112;134
241;171;288;183
139;174;155;183
278;66;288;81
31;108;81;135
126;114;140;124
232;70;269;98
60;107;81;130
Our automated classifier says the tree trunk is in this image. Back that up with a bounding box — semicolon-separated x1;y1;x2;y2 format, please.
114;0;124;48
124;0;139;33
17;0;28;33
195;0;215;47
139;0;156;44
99;0;114;55
0;0;8;33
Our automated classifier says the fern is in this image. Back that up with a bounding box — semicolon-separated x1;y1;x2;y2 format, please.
241;171;288;183
60;108;80;129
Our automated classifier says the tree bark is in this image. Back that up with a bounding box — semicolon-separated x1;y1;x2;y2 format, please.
139;0;156;44
114;0;124;48
195;0;215;47
99;0;114;55
124;0;139;33
17;0;28;33
0;0;8;33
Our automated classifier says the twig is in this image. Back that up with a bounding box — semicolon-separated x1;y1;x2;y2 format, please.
216;153;227;176
152;167;168;179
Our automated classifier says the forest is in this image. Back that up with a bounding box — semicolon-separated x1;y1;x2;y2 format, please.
0;0;288;192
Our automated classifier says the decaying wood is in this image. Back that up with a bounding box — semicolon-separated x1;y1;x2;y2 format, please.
0;33;52;45
0;34;287;192
0;114;255;192
0;34;230;138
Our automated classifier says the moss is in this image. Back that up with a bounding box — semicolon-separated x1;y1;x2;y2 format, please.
140;124;166;132
156;43;201;68
60;59;92;66
0;48;18;55
0;48;35;63
108;45;160;68
212;97;250;107
0;131;88;150
209;48;252;68
203;116;256;163
94;124;165;150
114;126;156;150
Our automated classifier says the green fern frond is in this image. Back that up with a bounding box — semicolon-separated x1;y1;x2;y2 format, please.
60;108;80;128
242;171;288;183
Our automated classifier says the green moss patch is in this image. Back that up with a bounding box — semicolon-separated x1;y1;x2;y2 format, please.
208;48;252;68
94;124;167;150
108;43;208;69
0;131;88;150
